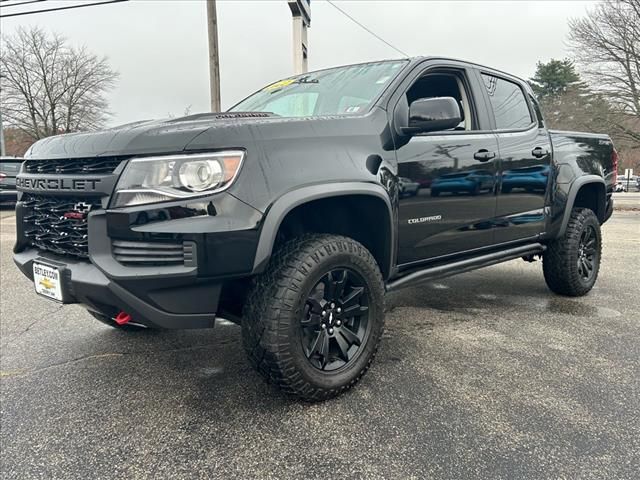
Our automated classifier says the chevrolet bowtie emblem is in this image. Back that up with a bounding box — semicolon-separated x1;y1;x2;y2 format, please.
39;277;55;290
64;202;92;220
74;202;92;213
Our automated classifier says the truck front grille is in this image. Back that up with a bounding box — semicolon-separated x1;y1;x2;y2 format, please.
23;157;125;175
21;194;101;259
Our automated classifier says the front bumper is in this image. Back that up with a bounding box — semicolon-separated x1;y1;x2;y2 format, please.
13;192;264;329
14;249;219;329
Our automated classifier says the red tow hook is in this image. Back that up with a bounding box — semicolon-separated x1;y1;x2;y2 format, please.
114;311;132;325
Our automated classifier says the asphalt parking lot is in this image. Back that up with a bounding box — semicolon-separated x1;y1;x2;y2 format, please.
1;203;639;479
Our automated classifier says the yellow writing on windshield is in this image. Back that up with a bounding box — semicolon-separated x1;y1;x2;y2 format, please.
264;78;296;91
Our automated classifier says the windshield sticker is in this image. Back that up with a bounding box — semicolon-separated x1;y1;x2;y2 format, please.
296;75;319;84
264;78;296;91
264;75;320;92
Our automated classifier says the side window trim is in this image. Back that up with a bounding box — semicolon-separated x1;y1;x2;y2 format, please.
479;70;537;133
528;93;546;128
456;76;473;131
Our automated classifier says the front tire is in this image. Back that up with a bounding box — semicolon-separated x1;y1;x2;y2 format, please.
543;208;602;296
242;235;385;401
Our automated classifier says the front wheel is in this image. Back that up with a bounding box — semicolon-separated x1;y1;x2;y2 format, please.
543;208;602;296
242;235;385;401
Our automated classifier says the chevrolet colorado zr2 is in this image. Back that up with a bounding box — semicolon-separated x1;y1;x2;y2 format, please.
14;58;617;401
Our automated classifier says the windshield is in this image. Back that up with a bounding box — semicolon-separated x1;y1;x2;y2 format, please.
230;60;407;118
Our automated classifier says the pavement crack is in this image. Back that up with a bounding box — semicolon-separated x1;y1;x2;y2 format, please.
2;304;65;344
2;353;126;378
1;344;215;379
20;304;65;334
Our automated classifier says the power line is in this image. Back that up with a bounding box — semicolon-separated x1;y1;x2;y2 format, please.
0;0;46;8
0;0;127;18
325;0;409;57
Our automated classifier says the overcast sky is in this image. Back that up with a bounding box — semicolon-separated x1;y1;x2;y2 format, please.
1;0;598;126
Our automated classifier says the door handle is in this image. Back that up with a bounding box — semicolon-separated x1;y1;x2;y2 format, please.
473;149;496;162
532;147;549;158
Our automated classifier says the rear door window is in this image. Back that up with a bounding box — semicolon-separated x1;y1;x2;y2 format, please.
481;74;533;130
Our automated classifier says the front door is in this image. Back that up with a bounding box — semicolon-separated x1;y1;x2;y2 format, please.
395;68;500;265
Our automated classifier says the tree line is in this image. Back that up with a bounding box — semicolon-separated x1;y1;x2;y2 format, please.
1;27;118;153
531;0;640;171
1;0;639;171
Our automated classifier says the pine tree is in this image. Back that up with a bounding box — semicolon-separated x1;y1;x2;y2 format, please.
529;59;583;99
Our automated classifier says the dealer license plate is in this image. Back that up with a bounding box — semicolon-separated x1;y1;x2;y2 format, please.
33;262;63;302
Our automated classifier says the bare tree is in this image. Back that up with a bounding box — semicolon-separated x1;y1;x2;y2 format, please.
0;26;118;141
569;0;640;146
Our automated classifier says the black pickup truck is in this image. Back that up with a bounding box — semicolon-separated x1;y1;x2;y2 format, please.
14;57;616;401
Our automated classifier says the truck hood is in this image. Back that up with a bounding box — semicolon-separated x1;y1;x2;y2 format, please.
24;113;276;160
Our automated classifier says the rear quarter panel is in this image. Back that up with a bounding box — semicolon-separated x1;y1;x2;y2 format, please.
551;131;615;188
546;130;614;237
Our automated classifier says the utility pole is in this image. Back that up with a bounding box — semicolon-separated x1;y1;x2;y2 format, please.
0;109;5;157
288;0;311;74
206;0;221;112
0;73;5;156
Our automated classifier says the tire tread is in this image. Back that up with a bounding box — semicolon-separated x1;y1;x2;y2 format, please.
242;234;384;401
543;207;601;297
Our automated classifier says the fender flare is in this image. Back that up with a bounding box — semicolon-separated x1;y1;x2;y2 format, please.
558;175;606;236
252;182;394;276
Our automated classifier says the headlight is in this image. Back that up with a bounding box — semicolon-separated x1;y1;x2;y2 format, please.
112;151;245;207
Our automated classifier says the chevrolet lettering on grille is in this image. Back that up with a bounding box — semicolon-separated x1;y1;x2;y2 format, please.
16;177;101;191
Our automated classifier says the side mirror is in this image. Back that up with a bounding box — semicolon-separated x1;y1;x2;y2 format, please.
407;97;462;134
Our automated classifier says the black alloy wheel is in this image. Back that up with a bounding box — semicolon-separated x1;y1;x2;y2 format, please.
577;225;598;281
301;269;370;371
242;234;385;401
543;207;602;297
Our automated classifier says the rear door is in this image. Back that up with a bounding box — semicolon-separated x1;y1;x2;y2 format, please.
393;64;500;265
479;73;552;242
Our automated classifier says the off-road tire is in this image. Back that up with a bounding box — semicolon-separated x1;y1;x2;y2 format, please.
242;234;385;401
88;311;149;331
543;208;602;297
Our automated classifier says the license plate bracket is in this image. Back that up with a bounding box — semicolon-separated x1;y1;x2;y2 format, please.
33;262;64;302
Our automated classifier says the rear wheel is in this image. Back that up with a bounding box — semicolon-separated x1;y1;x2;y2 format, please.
242;234;385;401
543;208;602;296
